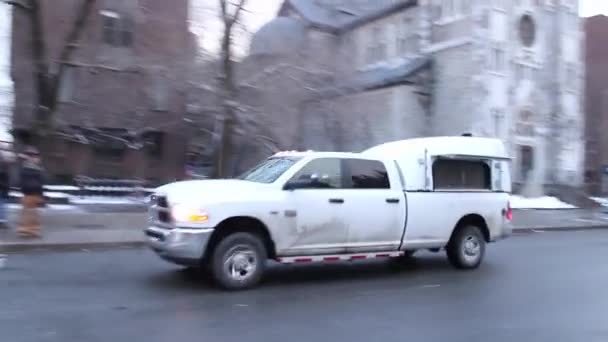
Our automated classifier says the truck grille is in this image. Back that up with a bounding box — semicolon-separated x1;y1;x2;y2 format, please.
150;195;172;225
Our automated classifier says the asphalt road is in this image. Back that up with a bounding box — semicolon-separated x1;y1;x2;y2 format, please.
2;230;608;342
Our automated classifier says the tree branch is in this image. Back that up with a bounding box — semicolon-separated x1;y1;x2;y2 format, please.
52;0;97;110
4;0;32;11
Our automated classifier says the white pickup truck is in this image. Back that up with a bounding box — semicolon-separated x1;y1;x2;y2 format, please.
146;137;513;290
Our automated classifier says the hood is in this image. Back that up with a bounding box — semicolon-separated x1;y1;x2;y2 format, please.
155;179;273;204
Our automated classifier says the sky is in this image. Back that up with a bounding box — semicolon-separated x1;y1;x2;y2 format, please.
580;0;608;17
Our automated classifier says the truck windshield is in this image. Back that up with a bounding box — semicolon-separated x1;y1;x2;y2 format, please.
238;157;301;184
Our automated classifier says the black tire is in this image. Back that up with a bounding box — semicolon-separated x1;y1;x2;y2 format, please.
446;225;486;269
210;232;267;290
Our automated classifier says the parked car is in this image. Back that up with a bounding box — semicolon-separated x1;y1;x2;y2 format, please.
145;136;513;290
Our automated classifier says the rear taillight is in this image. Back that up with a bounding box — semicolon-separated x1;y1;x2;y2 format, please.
505;202;513;221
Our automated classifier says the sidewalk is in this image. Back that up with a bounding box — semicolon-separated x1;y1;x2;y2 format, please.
1;208;608;253
511;208;608;232
0;208;146;253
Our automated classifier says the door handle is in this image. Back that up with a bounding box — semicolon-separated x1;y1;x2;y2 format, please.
386;198;400;203
329;198;344;204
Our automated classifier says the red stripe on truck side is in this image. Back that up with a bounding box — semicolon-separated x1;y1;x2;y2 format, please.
376;253;391;258
294;258;313;263
350;255;367;260
323;256;340;262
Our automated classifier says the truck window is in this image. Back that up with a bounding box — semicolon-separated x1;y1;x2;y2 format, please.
345;159;390;189
432;159;491;190
289;158;342;189
238;157;301;184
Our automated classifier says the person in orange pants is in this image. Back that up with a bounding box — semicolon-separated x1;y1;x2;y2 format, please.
17;147;44;238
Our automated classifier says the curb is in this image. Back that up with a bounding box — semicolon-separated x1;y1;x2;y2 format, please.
0;240;145;253
512;225;608;233
3;225;608;254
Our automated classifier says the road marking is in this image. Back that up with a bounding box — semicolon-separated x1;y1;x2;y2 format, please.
420;284;441;288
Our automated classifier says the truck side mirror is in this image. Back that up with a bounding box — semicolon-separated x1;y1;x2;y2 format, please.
283;180;310;191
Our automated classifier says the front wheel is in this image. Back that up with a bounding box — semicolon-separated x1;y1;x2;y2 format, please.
210;232;267;290
446;225;486;269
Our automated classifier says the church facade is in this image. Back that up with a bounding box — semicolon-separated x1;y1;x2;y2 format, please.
245;0;584;195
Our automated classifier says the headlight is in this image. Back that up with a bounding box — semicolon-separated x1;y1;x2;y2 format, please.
171;204;209;224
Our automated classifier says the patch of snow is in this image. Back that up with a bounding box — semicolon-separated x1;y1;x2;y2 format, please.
45;185;80;191
510;196;577;209
7;204;80;211
45;192;71;199
70;196;146;205
591;197;608;207
10;191;71;199
82;186;144;192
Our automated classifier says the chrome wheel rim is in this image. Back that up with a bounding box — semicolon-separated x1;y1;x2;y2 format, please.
223;245;258;282
462;235;481;264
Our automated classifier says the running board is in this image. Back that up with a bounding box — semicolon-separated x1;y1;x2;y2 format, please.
277;251;404;264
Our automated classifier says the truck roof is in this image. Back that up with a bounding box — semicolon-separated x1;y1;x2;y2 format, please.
273;150;365;159
273;137;509;161
363;136;510;160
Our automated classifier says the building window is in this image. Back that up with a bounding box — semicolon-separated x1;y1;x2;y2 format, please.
366;27;387;65
518;14;537;47
58;65;77;103
489;43;507;72
492;0;505;10
397;17;418;56
492;109;505;137
345;159;390;189
91;129;128;162
143;131;164;159
443;0;454;17
514;63;537;81
516;109;535;137
566;63;577;90
433;159;491;190
101;10;134;47
151;72;169;111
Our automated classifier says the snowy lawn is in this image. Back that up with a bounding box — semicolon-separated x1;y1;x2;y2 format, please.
7;204;80;211
69;196;148;205
44;185;80;191
591;197;608;207
510;195;577;209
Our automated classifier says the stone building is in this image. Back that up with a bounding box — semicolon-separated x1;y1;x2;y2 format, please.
584;15;608;195
0;2;13;145
245;0;584;196
11;0;195;184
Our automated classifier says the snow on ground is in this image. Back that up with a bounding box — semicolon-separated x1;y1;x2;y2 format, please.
510;195;577;209
44;185;80;191
69;196;147;205
591;197;608;207
7;204;80;211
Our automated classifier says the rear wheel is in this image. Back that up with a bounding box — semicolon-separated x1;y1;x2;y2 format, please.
210;232;267;290
446;225;485;269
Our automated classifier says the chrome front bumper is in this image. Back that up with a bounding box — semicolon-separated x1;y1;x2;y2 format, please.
145;226;214;266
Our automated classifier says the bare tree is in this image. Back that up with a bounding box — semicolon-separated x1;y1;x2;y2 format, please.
209;0;249;178
6;0;96;135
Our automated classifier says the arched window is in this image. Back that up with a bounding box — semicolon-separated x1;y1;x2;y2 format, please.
516;109;535;137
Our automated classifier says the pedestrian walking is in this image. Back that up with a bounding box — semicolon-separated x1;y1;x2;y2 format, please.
16;147;44;238
0;153;9;229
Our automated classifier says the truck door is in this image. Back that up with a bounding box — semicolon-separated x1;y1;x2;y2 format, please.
281;158;350;256
342;159;406;253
